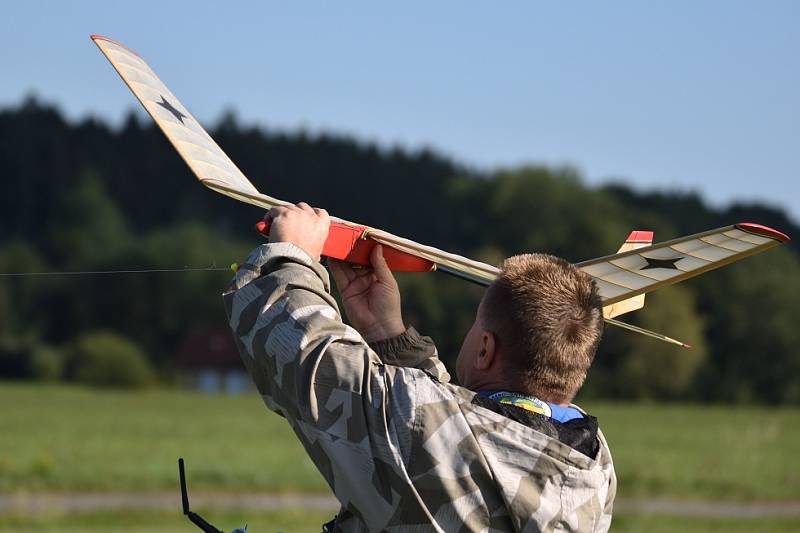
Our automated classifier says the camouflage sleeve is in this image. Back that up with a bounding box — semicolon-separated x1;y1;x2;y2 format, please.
224;243;428;530
595;428;617;532
223;242;374;420
368;327;451;383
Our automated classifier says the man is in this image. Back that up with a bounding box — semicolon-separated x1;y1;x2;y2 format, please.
225;202;615;532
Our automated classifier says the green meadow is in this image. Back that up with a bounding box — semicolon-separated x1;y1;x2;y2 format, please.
1;383;799;531
1;509;799;533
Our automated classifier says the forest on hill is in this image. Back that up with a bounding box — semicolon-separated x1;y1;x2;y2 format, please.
2;96;798;403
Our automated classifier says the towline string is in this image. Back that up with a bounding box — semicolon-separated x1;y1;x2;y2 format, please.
1;266;694;349
0;266;232;277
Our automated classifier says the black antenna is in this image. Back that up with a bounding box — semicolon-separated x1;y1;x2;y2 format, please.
178;457;225;533
179;458;190;514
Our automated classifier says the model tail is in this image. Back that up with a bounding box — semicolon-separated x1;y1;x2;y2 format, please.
602;231;653;319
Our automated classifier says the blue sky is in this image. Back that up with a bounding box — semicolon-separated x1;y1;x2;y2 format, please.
2;1;798;222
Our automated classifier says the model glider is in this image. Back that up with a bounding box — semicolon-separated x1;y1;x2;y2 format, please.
91;35;790;347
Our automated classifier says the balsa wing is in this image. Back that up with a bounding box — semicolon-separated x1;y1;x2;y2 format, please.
91;35;284;210
580;223;789;306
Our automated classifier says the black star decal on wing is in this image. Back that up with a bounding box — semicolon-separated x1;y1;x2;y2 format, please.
156;95;187;124
640;256;683;270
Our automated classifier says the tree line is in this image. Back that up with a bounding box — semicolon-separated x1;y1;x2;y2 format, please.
1;96;798;403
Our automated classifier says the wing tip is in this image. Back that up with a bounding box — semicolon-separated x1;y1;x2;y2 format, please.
90;34;141;58
736;222;790;243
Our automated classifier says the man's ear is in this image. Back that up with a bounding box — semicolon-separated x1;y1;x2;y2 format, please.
475;331;497;371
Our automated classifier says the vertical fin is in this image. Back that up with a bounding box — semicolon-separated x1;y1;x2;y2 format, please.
602;231;653;318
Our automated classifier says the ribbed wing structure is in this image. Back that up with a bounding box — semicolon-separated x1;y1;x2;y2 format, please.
579;223;789;306
91;35;285;210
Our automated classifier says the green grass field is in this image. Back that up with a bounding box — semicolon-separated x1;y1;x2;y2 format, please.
0;383;325;493
1;509;799;533
2;383;798;500
593;402;800;501
1;383;799;531
0;508;334;533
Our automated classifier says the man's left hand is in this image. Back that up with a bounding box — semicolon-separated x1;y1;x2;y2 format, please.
265;202;330;261
330;245;405;343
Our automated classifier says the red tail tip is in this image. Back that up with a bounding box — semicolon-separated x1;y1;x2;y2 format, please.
626;230;654;243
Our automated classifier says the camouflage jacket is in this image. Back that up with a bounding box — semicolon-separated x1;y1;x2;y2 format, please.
224;243;616;532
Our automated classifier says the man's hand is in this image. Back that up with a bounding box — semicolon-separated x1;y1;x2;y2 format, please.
330;245;405;343
266;202;330;261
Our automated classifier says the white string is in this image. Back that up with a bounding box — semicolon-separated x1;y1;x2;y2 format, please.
0;267;230;277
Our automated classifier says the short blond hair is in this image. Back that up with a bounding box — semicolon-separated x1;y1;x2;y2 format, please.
481;254;604;403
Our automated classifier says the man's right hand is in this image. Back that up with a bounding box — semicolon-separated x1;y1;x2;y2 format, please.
329;245;405;343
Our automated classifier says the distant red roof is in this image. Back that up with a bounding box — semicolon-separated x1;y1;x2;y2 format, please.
175;328;240;370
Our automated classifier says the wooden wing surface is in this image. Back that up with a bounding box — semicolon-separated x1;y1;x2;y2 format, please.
91;35;284;210
581;223;789;307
